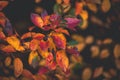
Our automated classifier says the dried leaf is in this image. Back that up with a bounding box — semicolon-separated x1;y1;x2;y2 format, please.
14;58;23;77
31;13;44;28
101;0;111;13
4;56;12;67
56;50;69;72
82;67;92;80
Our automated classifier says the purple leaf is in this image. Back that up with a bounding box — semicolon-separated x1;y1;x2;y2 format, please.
41;10;48;19
4;19;13;36
65;18;80;30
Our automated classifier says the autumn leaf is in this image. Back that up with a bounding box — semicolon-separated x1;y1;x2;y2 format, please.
21;32;36;40
22;69;34;79
0;12;6;27
29;39;39;51
56;50;69;72
38;67;49;75
31;13;44;28
51;32;66;49
4;56;12;67
87;3;98;13
14;58;23;77
39;40;49;51
66;47;79;56
46;53;56;70
0;31;6;39
1;45;16;53
33;33;45;40
48;37;56;52
65;18;80;31
0;1;9;11
101;0;111;13
55;28;70;36
28;51;40;68
4;19;13;36
6;36;24;51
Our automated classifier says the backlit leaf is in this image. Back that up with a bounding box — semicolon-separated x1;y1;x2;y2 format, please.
65;18;80;30
28;51;40;68
1;45;16;53
55;28;70;36
51;32;66;49
56;50;69;72
31;13;44;28
14;58;23;77
29;39;39;51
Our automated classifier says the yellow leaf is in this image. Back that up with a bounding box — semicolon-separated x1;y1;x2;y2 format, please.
14;58;23;77
28;51;38;65
101;0;111;13
48;37;56;51
80;10;88;20
6;36;24;51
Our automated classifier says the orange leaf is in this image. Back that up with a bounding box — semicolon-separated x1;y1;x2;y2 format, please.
31;13;44;28
55;28;70;36
0;1;9;11
21;32;36;40
56;50;69;72
33;33;45;40
29;39;39;51
1;45;16;53
14;58;23;77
